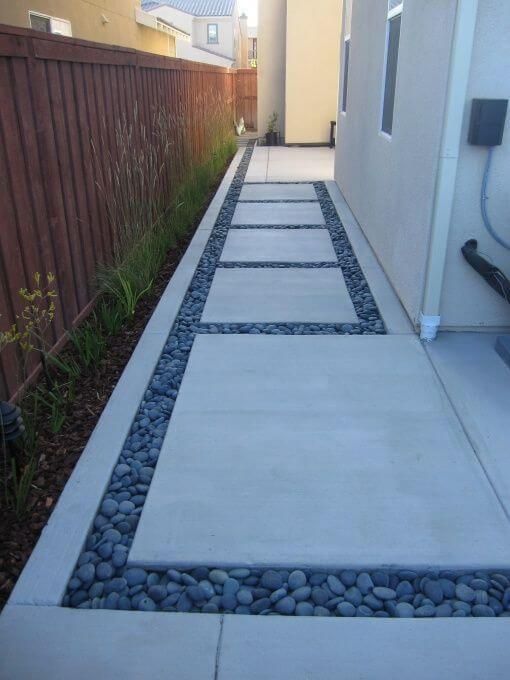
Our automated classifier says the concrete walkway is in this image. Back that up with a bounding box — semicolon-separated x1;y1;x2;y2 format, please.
2;146;510;678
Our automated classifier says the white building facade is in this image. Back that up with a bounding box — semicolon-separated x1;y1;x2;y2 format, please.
335;0;510;335
143;0;245;68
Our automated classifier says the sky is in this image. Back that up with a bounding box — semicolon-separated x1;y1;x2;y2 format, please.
239;0;258;25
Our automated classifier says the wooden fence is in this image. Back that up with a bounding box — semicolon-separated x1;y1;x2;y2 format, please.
0;24;238;400
235;68;257;130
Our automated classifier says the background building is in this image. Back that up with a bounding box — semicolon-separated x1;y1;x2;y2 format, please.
248;24;257;67
335;0;510;334
257;0;342;145
0;0;180;55
143;0;247;67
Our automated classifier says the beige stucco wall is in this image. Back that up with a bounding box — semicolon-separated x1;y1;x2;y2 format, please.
334;0;457;325
0;0;174;56
285;0;342;144
440;0;510;330
257;0;286;136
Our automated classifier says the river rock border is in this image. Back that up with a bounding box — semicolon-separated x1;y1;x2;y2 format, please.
63;143;510;617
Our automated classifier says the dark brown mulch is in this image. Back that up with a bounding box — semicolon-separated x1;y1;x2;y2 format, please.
0;160;233;610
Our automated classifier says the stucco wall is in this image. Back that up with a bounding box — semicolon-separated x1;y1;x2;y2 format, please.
285;0;341;144
194;16;236;60
148;6;193;34
440;0;510;329
257;0;286;136
146;6;235;66
176;40;233;66
0;0;174;55
334;0;457;324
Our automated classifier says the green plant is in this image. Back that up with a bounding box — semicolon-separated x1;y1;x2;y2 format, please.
69;321;106;369
19;390;41;459
97;299;124;337
36;382;72;434
94;96;236;322
267;112;278;134
98;269;153;319
9;455;38;518
2;272;58;390
47;352;82;381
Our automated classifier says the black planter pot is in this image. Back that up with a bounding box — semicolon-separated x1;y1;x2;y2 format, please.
265;131;278;146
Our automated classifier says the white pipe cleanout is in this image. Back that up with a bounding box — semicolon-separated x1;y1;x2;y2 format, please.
420;0;479;341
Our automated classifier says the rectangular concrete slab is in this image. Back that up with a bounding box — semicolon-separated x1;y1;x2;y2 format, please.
232;202;325;225
220;229;336;263
129;335;510;570
426;332;510;515
218;616;510;680
201;268;358;323
0;606;220;680
240;183;318;201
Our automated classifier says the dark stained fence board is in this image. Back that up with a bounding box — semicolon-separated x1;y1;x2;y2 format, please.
0;25;236;399
235;69;257;130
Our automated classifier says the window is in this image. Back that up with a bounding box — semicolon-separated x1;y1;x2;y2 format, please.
341;36;350;113
29;11;72;36
29;12;50;32
248;38;257;60
207;23;218;44
381;1;403;135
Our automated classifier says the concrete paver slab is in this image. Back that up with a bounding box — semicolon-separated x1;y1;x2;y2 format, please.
200;268;357;323
426;332;510;516
244;147;269;182
232;202;325;225
218;615;510;680
0;605;220;680
245;147;335;182
240;183;318;201
129;335;510;570
220;228;336;263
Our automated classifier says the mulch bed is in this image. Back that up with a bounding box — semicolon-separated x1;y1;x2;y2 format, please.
0;159;233;610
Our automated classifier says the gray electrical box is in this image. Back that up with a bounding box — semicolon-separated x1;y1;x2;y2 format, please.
468;99;508;146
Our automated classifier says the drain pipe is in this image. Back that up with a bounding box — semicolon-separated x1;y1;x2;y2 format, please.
420;0;479;341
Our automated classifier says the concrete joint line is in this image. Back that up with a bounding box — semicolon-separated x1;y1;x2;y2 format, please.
214;615;225;680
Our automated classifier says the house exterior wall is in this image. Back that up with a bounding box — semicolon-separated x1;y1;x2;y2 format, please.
285;0;342;144
0;0;174;55
257;0;286;136
334;0;457;325
148;5;193;35
145;5;233;66
176;40;233;66
148;4;243;66
440;0;510;329
194;16;236;60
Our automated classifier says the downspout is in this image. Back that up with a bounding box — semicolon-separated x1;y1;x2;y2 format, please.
420;0;479;341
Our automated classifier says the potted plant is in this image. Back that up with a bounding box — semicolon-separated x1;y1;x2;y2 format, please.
265;112;279;146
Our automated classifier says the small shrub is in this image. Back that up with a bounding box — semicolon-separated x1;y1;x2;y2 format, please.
36;380;74;434
9;455;38;519
97;299;124;337
69;321;106;369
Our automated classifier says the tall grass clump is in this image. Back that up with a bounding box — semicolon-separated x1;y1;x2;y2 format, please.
94;90;236;318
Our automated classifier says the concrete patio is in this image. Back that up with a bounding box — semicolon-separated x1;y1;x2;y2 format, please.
1;145;510;678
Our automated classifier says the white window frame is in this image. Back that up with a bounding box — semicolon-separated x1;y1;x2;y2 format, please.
379;1;403;139
387;2;404;20
341;34;351;115
28;11;72;36
207;23;219;44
